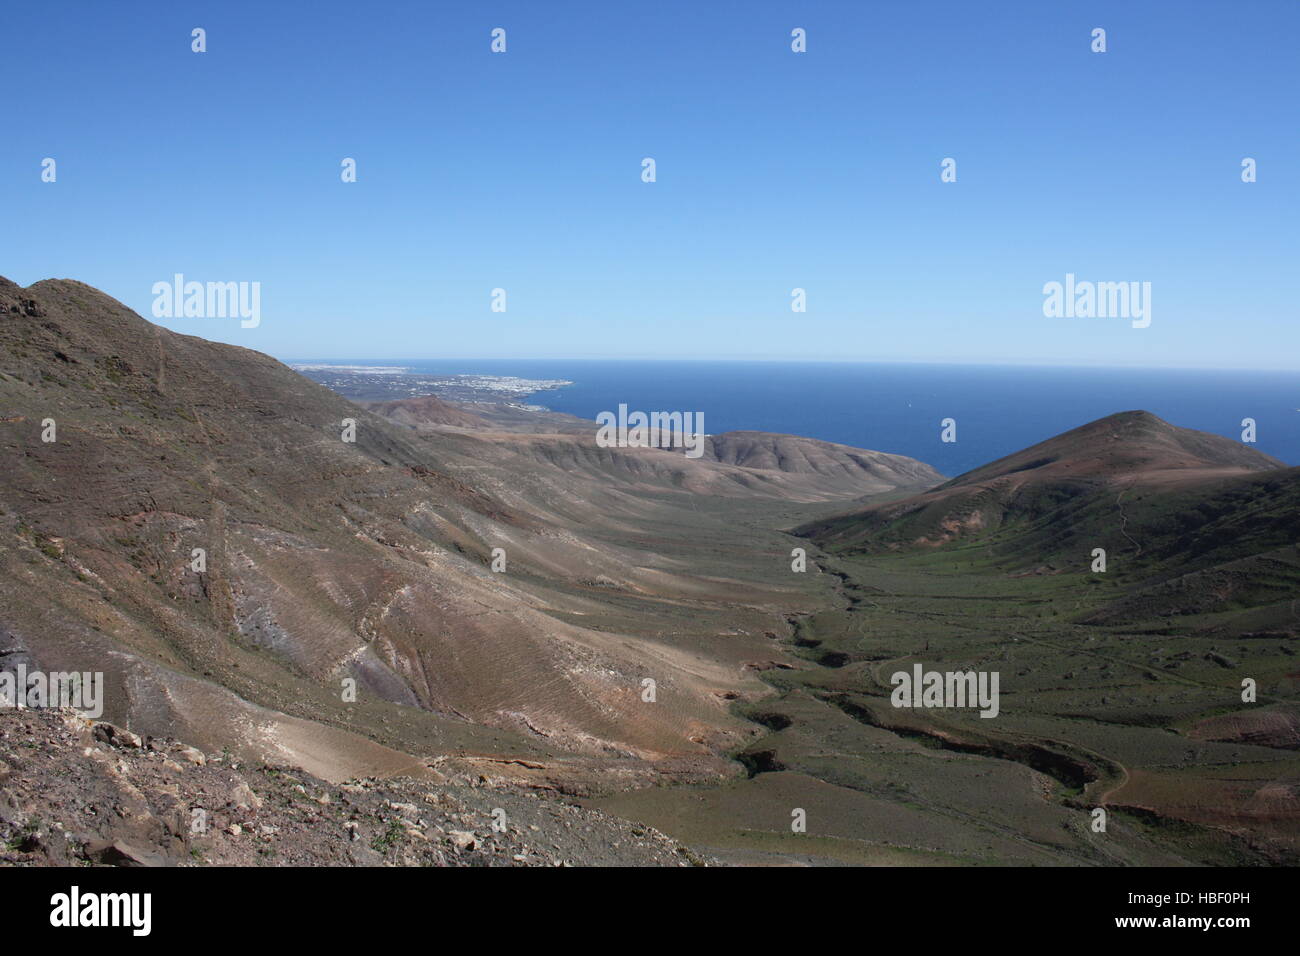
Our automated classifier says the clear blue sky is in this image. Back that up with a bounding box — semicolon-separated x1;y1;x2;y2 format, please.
5;0;1297;368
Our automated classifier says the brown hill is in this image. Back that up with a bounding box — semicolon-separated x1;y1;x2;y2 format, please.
948;409;1280;485
365;408;944;503
0;276;934;793
702;431;941;487
801;410;1284;553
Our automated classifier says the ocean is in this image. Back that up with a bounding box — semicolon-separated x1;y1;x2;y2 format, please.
324;360;1298;478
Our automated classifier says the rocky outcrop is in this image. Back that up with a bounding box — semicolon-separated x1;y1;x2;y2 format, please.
0;710;704;867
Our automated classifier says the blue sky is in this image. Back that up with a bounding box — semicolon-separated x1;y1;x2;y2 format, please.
4;0;1297;367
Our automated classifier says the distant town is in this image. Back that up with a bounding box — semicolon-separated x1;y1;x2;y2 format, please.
291;364;573;405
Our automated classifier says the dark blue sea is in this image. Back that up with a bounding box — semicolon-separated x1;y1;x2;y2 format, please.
327;361;1299;478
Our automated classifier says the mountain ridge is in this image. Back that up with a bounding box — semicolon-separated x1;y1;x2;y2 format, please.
0;275;932;791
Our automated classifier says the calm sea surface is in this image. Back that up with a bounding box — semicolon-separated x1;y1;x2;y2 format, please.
321;360;1298;477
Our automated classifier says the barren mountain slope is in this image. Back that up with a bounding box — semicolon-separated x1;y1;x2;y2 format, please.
801;410;1285;555
0;276;937;792
364;394;492;429
0;708;703;867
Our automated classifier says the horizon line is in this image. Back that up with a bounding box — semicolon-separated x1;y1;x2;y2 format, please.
278;356;1300;374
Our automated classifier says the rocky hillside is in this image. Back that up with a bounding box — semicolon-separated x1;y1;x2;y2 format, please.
0;709;703;867
363;394;492;429
0;275;938;806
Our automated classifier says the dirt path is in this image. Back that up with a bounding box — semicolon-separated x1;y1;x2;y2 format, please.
1115;480;1143;557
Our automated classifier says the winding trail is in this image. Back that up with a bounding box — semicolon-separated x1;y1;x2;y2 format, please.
1115;479;1143;557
